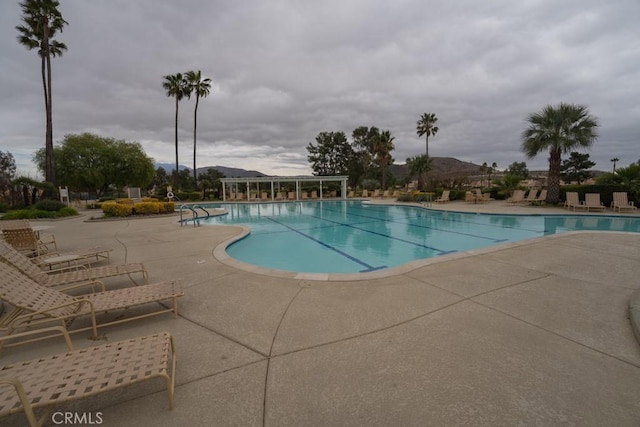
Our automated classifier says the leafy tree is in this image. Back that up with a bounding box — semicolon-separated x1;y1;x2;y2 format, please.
34;133;154;197
0;150;17;204
307;131;354;176
416;113;439;157
351;126;380;183
198;167;225;199
162;73;189;187
16;0;68;187
185;70;212;188
152;167;169;191
521;103;599;203
406;154;432;191
560;152;595;183
505;161;529;179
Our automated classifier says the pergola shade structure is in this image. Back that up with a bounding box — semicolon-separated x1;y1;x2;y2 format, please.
220;176;348;202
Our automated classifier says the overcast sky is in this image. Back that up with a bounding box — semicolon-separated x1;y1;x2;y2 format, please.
1;0;638;178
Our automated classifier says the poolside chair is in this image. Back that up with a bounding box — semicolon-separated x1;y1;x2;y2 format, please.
474;189;488;203
261;192;269;201
564;192;587;211
392;190;400;198
287;191;296;200
311;191;318;199
0;219;31;231
530;189;547;205
2;227;57;257
361;189;368;198
611;192;637;212
302;192;309;200
506;190;525;204
0;261;183;340
0;240;148;290
372;189;380;198
0;327;175;426
465;191;475;203
382;190;390;198
435;190;450;203
523;189;538;204
584;193;606;212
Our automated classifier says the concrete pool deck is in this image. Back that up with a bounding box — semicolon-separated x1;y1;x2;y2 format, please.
1;200;640;426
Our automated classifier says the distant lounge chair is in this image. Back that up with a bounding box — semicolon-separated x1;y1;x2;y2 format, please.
435;190;450;203
0;240;148;290
362;189;369;198
530;189;547;205
392;190;400;198
0;327;176;426
465;191;475;203
474;189;488;203
347;191;354;198
506;190;525;204
382;190;390;198
302;192;309;200
611;192;637;212
523;189;538;204
584;193;606;212
0;261;183;339
287;191;296;200
1;227;57;257
565;192;587;211
261;192;269;201
372;190;380;198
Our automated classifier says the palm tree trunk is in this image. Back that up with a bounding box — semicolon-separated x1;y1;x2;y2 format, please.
425;134;429;158
45;47;55;188
546;149;562;204
41;19;55;190
174;97;179;188
193;94;199;188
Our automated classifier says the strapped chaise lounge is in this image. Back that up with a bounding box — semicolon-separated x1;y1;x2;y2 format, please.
611;192;637;213
435;190;450;203
0;240;148;289
529;189;547;205
2;228;111;266
584;193;606;212
506;190;525;204
0;262;183;340
0;327;175;427
564;192;588;211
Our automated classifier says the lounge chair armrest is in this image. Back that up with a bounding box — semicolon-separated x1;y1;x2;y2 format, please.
9;299;94;331
0;377;40;426
0;326;73;350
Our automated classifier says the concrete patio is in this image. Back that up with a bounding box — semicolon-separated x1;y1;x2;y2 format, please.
1;201;639;426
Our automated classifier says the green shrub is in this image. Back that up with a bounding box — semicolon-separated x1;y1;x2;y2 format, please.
134;202;160;215
0;202;9;213
162;202;175;213
33;200;66;212
58;207;79;217
102;203;133;217
1;209;55;219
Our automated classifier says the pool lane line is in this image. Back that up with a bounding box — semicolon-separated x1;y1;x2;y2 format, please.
265;217;386;272
317;205;510;243
311;215;456;255
345;203;546;233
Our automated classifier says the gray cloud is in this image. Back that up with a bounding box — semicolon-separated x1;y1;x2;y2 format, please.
1;0;638;178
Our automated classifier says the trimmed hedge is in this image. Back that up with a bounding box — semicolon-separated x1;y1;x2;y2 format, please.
1;207;79;219
102;201;175;217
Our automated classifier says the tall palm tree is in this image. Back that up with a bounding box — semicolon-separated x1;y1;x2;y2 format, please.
16;0;67;188
406;154;432;191
162;73;188;187
184;70;212;188
373;130;395;190
521;103;599;204
610;157;619;173
416;113;439;157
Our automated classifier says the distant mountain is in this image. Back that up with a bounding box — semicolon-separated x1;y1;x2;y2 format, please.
390;157;483;181
155;163;267;178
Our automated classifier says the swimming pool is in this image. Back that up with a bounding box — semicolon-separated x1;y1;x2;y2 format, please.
195;201;640;274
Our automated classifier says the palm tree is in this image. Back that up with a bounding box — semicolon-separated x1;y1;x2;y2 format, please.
373;130;395;190
416;113;439;157
185;70;212;188
162;73;188;187
479;162;487;189
610;157;619;173
16;0;67;188
406;154;432;191
521;103;599;204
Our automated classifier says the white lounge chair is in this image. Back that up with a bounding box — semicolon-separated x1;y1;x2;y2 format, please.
565;192;587;211
584;193;606;212
611;192;637;212
435;190;450;203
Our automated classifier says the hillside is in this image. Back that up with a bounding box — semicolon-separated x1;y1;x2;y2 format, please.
156;163;267;178
390;157;482;181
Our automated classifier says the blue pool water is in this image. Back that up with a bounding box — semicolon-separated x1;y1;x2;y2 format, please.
194;201;640;274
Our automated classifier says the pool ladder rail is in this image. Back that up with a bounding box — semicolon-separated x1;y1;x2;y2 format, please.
179;204;211;227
